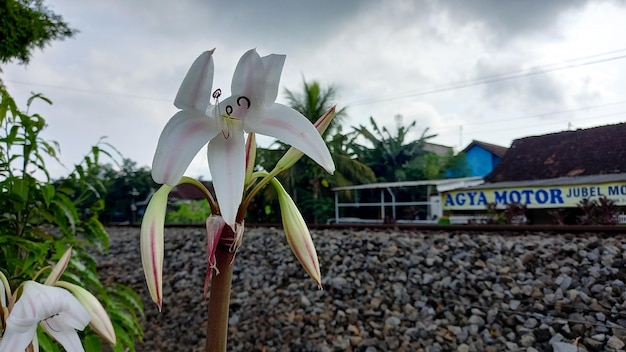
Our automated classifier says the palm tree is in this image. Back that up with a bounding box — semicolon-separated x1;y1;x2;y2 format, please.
284;80;345;136
351;116;437;182
256;79;375;223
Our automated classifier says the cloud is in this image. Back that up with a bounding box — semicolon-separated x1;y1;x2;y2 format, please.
436;0;594;43
4;0;626;181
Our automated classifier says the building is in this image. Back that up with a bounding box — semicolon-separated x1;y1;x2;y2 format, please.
485;123;626;182
461;140;508;177
423;141;453;157
442;123;626;224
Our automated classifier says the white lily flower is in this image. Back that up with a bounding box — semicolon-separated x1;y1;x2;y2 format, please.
0;281;90;352
151;48;334;227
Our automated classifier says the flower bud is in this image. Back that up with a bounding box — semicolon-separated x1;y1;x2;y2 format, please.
270;178;321;287
244;132;257;186
55;281;116;345
44;246;72;285
140;184;173;310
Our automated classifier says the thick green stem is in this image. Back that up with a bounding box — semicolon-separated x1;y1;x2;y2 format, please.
205;241;236;351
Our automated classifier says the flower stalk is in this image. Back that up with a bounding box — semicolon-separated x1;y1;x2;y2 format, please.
205;232;236;352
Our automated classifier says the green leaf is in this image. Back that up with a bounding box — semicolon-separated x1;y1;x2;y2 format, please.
84;333;103;352
27;92;52;107
110;284;144;317
51;194;79;234
109;308;142;338
37;326;62;352
41;183;55;206
84;217;109;251
112;325;134;351
12;178;29;202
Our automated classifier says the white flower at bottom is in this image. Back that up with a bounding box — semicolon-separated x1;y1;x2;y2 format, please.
0;281;90;352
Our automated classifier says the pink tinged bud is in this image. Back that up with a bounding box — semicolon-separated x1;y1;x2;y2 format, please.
313;106;336;134
140;184;174;310
270;178;322;288
274;106;336;172
55;281;116;345
0;270;9;308
44;247;73;285
244;133;257;187
203;215;226;298
0;271;8;325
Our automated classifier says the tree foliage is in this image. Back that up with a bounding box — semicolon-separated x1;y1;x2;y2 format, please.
98;159;155;224
257;79;376;223
0;0;77;65
351;117;438;182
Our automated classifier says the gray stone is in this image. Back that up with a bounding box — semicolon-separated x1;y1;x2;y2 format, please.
552;342;580;352
607;335;626;349
98;227;626;351
520;333;536;347
468;315;485;327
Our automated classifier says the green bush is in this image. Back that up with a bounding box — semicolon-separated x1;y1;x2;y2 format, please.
166;200;212;224
0;86;143;351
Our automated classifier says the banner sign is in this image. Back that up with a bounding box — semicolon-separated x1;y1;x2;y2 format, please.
443;182;626;210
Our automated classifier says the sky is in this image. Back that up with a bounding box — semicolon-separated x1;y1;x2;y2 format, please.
3;0;626;181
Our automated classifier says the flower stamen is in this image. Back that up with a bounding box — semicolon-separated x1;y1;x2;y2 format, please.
43;314;61;332
236;96;251;109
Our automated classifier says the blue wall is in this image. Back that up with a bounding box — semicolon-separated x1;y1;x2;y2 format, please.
466;145;501;177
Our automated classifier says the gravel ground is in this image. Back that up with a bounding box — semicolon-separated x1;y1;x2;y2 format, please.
96;226;626;351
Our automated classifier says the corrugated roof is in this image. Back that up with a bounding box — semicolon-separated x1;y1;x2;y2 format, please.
485;123;626;182
331;176;483;191
468;173;626;190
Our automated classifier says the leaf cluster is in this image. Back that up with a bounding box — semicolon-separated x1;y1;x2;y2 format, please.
0;86;143;351
576;196;618;225
165;200;212;224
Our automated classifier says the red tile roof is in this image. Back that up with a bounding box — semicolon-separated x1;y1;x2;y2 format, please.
169;181;214;201
484;123;626;182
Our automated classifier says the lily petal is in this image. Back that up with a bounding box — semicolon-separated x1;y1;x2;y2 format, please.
230;49;265;104
174;49;215;112
55;281;116;345
203;215;226;298
270;178;322;288
41;320;85;352
207;123;246;227
245;103;335;174
152;111;220;186
259;54;285;104
0;319;37;352
0;281;90;352
140;184;174;310
275;106;336;172
44;247;72;285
